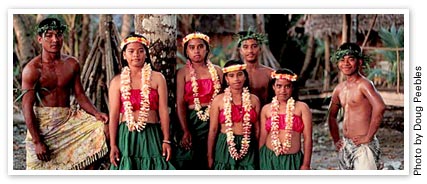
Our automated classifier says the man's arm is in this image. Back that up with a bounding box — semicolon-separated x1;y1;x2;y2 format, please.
71;58;107;122
355;81;386;145
21;63;50;161
327;87;342;150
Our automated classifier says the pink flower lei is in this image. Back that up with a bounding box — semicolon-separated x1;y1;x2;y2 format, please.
120;63;152;132
188;60;221;121
223;87;252;160
270;96;295;156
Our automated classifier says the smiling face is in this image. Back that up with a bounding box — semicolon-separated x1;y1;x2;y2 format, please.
225;70;246;90
123;42;147;68
273;79;293;101
239;39;260;63
186;38;208;63
38;30;64;53
338;55;362;76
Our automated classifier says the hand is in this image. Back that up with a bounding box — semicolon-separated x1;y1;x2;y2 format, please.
162;143;172;161
300;165;311;170
180;131;192;150
352;135;371;146
334;139;343;151
35;141;51;162
110;145;120;167
95;112;108;124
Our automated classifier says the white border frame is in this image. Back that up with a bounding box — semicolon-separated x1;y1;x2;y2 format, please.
8;8;409;176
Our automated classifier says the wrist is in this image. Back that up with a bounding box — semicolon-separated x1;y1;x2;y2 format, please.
162;140;171;144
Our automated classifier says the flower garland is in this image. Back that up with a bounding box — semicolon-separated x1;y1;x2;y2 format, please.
223;87;252;160
120;63;152;132
188;60;221;121
270;96;295;156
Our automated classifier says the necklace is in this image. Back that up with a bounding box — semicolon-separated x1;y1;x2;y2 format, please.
223;87;252;160
270;96;295;156
188;60;221;121
120;64;151;132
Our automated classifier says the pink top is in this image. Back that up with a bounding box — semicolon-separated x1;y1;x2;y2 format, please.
265;114;304;133
120;88;159;113
219;104;258;124
184;79;215;105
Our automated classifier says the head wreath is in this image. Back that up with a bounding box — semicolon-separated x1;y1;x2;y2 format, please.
222;64;247;73
271;71;297;81
182;32;210;46
120;36;150;50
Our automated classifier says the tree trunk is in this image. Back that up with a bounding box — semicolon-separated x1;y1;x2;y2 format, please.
351;14;358;43
299;35;315;85
135;14;177;109
79;14;91;67
342;14;351;44
120;14;133;40
323;35;331;91
13;14;37;67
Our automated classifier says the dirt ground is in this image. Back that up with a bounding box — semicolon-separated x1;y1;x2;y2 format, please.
12;111;404;170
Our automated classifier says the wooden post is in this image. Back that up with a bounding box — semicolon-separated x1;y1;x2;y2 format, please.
324;35;331;91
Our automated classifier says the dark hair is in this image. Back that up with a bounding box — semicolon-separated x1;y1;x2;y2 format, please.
37;18;67;36
221;59;250;92
339;42;362;54
183;38;210;63
236;30;267;47
121;32;153;69
267;68;299;102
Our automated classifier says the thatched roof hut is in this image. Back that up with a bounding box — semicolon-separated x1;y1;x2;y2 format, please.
303;14;404;39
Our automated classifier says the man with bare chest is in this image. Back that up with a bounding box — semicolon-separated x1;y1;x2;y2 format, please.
21;18;108;170
328;43;386;170
237;31;274;106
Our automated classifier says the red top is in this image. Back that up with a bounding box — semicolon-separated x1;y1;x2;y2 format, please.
219;104;258;124
184;79;215;105
120;88;159;113
265;114;304;133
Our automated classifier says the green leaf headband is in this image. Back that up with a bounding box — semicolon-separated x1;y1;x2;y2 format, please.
236;31;268;46
332;49;364;63
37;21;67;35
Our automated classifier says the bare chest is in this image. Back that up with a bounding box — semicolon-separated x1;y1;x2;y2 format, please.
38;62;75;90
338;85;366;108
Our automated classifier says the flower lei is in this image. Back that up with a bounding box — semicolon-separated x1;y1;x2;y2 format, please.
270;96;295;156
188;61;221;121
223;87;252;160
120;63;152;132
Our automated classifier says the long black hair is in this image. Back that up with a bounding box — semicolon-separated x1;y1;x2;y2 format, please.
221;59;250;92
121;32;154;70
183;38;210;63
267;68;299;102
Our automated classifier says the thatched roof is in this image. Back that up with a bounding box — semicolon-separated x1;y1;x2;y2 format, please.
304;14;404;38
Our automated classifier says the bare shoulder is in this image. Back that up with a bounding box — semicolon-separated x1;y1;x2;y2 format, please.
212;93;224;104
261;103;272;113
62;54;80;70
110;74;121;85
259;65;274;73
22;56;42;81
152;71;166;80
359;76;376;89
176;65;187;76
250;94;261;104
295;100;310;110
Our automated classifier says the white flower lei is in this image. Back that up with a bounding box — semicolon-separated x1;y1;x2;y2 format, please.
223;87;252;160
120;63;152;132
270;96;295;156
188;60;221;121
